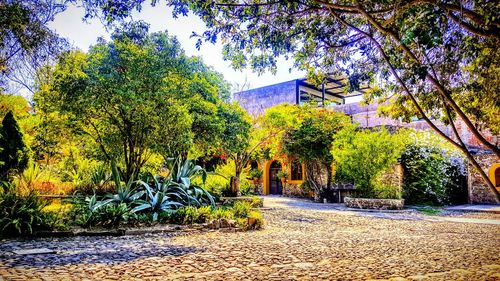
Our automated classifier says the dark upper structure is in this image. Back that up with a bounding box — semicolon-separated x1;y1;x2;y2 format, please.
234;75;368;116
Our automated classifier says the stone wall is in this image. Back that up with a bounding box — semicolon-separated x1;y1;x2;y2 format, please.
283;183;313;198
253;183;264;195
378;164;403;190
469;153;499;204
332;102;498;152
344;197;405;210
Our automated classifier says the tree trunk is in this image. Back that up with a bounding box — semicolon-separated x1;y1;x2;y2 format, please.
229;173;241;197
331;7;500;200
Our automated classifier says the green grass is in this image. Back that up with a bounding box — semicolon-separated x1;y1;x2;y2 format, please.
415;206;442;215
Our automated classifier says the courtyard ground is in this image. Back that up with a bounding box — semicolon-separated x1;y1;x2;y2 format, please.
0;196;499;281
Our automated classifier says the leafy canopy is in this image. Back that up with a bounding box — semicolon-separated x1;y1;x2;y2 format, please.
36;22;231;180
332;127;406;198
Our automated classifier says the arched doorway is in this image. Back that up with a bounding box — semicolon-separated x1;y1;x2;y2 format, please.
269;160;283;195
488;163;500;190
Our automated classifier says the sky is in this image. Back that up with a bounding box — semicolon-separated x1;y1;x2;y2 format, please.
47;3;306;91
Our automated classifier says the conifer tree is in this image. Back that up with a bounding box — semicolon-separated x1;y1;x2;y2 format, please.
0;111;30;179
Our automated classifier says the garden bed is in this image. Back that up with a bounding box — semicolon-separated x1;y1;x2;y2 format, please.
31;221;244;238
344;197;404;210
220;196;264;207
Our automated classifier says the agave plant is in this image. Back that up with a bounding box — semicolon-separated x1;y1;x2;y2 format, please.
104;161;144;204
132;180;183;221
167;158;215;207
89;165;111;189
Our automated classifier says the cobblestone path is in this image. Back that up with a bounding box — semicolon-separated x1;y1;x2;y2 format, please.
1;196;499;280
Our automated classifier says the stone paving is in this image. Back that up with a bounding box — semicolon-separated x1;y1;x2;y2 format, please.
0;196;499;280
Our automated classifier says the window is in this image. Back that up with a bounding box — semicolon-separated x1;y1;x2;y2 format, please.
290;160;303;181
299;90;322;105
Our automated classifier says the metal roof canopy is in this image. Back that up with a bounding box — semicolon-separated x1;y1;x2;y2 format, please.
297;74;369;101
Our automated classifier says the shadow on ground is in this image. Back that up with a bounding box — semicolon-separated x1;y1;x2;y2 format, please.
0;235;202;267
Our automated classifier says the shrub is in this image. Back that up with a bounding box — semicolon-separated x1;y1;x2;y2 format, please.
171;206;210;224
130;213;155;225
210;207;234;220
69;194;110;228
231;201;252;218
97;203;131;228
401;144;467;205
246;210;264;230
250;196;263;208
194;174;228;200
0;184;49;236
75;164;113;195
40;209;69;231
332;127;405;198
373;184;401;200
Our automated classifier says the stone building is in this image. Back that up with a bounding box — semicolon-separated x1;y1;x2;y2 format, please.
235;77;499;204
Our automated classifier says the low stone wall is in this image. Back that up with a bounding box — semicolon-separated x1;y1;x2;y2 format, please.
283;183;313;198
344;197;404;210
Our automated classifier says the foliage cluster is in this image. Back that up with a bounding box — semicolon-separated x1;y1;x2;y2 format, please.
126;0;499;201
401;143;467;205
332;127;406;199
0;183;52;236
69;158;215;227
258;103;350;199
331;128;468;204
35;23;236;181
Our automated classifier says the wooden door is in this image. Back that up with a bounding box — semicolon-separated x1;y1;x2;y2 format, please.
269;161;282;195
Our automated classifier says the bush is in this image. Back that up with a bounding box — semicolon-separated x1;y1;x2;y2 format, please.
231;201;252;218
195;174;228;200
210;207;234;220
246;210;264;230
13;163;75;195
373;184;401;200
97;203;131;228
170;206;213;224
401;144;467;205
332;127;405;199
0;184;49;236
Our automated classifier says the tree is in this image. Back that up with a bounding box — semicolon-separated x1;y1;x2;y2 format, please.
216;102;252;196
331;127;405;198
0;94;30;118
0;0;68;93
282;107;350;199
151;0;498;202
36;23;230;181
0;111;30;180
254;103;349;199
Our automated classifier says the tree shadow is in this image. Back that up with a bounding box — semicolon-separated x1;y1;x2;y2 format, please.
0;234;204;268
266;195;345;211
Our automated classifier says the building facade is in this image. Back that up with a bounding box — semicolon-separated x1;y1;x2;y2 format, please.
235;78;500;203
